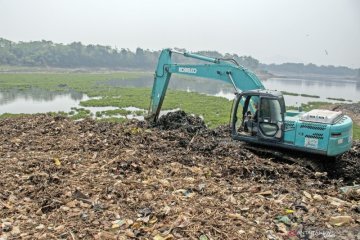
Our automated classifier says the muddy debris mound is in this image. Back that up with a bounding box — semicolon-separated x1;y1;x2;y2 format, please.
333;140;360;180
154;110;206;133
1;113;360;239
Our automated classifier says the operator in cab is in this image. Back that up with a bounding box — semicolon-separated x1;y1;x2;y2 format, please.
244;103;258;135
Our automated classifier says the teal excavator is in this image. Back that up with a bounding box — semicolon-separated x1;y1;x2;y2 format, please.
149;49;353;156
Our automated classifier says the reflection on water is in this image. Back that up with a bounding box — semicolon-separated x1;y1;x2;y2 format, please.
264;77;360;105
0;88;89;114
103;75;360;106
0;88;85;104
105;76;234;95
1;75;359;115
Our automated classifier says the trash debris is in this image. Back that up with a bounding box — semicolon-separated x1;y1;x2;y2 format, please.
275;223;288;233
303;190;312;199
54;157;61;167
313;194;324;201
339;185;360;194
111;219;125;229
199;234;208;240
327;196;351;207
0;112;359;239
154;110;206;133
258;190;273;196
284;209;294;214
1;222;12;232
35;224;45;230
276;215;292;226
329;215;353;226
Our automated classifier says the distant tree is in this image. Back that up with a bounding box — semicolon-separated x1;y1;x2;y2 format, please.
0;38;357;76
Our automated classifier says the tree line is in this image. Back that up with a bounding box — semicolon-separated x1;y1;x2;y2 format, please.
260;63;357;77
0;38;259;70
0;38;358;76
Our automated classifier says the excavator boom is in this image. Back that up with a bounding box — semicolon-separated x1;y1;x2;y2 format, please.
149;49;264;121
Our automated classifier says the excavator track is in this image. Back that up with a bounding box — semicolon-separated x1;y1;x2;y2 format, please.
242;142;360;183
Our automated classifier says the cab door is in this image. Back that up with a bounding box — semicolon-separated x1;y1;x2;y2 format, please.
257;97;285;141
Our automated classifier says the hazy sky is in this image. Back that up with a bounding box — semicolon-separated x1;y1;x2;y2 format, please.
1;0;359;68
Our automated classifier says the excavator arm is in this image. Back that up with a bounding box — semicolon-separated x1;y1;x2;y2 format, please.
149;49;265;121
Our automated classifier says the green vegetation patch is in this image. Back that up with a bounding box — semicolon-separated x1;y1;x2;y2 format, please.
326;97;352;102
327;97;346;102
0;72;150;96
0;113;31;119
353;124;360;140
280;91;320;98
80;89;232;128
69;108;92;120
0;73;233;128
281;91;299;96
300;94;320;98
300;101;331;112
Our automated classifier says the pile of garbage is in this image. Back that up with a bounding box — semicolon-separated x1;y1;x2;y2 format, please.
154;111;207;133
0;112;359;239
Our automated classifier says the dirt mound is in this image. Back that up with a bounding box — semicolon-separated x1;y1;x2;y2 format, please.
154;110;206;133
1;114;359;239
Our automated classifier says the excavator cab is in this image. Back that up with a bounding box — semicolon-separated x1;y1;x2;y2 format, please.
231;90;286;143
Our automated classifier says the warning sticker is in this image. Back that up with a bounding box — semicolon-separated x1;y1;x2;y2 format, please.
304;137;318;149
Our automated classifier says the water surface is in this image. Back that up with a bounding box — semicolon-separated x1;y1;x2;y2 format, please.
1;75;359;115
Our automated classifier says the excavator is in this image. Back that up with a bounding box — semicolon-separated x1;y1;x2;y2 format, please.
148;49;353;156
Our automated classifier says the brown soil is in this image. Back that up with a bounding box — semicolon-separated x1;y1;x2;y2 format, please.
0;112;359;239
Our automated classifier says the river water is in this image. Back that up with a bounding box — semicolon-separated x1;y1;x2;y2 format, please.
0;75;359;115
264;76;360;106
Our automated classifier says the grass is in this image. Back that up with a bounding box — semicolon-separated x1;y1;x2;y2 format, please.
300;101;331;112
286;101;331;112
0;72;232;128
69;108;93;120
0;72;150;96
0;113;31;119
80;89;232;127
354;124;360;140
